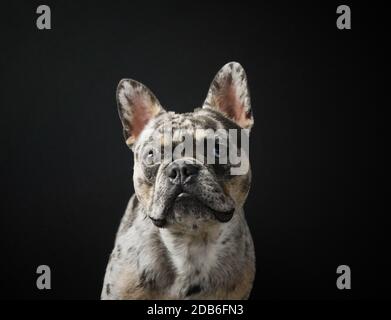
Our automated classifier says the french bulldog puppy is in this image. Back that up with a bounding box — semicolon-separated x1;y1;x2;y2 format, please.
101;62;255;300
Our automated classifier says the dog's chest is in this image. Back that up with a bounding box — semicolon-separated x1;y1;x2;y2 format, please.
160;229;222;298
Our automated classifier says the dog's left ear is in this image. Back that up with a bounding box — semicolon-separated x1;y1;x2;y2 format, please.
203;62;253;130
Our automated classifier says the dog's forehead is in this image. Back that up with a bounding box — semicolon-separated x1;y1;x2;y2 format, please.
134;108;242;153
156;110;220;130
139;111;214;142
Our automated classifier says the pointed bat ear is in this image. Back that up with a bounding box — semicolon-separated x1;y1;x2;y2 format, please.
203;62;253;130
117;79;165;147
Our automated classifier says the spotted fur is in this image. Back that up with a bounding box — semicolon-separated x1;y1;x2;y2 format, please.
102;62;255;300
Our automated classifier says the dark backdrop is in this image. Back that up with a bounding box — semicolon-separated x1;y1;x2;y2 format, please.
0;1;387;299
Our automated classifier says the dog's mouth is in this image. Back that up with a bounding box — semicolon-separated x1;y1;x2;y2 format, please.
149;190;235;228
175;191;234;222
175;192;235;222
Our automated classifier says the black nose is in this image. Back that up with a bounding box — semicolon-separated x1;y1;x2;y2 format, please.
166;160;199;184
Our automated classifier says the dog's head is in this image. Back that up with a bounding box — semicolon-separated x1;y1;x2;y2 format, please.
117;62;254;231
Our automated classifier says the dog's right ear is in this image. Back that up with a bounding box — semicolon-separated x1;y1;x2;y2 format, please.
117;79;165;147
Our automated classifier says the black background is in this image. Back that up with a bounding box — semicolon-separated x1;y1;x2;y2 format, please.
0;1;387;300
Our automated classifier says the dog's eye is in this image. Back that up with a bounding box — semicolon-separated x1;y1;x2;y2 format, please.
144;149;160;166
146;151;154;165
214;142;228;159
212;140;229;165
213;143;221;158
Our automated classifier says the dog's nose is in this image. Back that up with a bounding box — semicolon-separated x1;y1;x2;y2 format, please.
166;160;199;184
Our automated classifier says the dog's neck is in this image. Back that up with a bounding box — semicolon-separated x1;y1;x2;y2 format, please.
158;210;241;277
